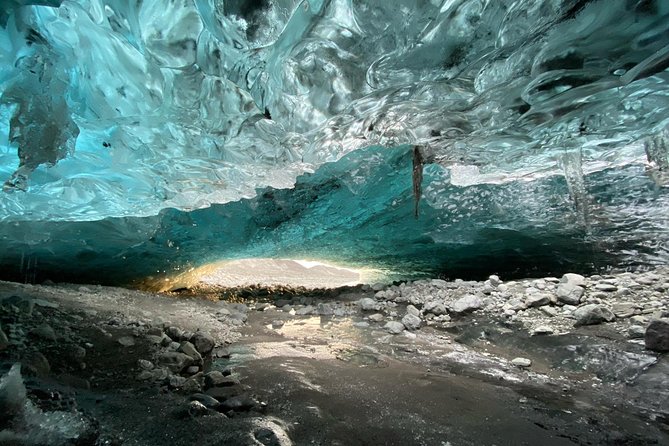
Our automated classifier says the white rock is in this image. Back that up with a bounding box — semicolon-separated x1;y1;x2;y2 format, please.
560;273;586;287
556;282;584;305
451;295;484;313
532;326;554;335
488;275;502;287
511;357;532;367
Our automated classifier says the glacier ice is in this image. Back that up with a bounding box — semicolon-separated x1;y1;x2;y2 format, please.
0;0;668;282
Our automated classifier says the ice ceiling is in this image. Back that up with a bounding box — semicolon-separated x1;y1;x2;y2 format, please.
0;0;669;286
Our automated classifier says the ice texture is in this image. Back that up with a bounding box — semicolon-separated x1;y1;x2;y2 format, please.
0;1;668;280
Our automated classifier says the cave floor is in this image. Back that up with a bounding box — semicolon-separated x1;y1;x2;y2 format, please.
0;279;667;445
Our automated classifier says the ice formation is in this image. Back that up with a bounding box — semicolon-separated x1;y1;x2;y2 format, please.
0;0;668;283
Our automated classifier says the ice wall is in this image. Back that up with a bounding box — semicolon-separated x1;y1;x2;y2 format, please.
0;1;668;282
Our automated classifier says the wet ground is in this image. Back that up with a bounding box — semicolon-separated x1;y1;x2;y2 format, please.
0;279;667;445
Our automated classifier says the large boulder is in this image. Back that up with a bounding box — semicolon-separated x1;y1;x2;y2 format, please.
645;319;669;352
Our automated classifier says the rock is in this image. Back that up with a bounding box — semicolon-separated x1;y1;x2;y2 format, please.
213;347;231;359
531;326;554;335
117;336;136;347
157;352;193;373
368;313;385;322
30;324;57;341
190;332;215;356
271;320;284;329
488;275;502;287
561;273;586;287
503;298;527;312
169;375;187;388
383;321;405;334
540;306;558;317
612;302;637;318
295;306;315;315
178;341;203;364
644;319;669;352
204;371;238;389
165;326;185;342
423;300;447;316
406;305;420;317
217;394;258;413
451;295;483;313
359;298;379;311
628;325;646;339
254;427;284;446
526;294;550;308
401;313;422;331
573;304;616;326
138;359;154;370
145;335;165;345
182;378;202;394
556;283;584;305
185;366;200;375
512;357;532;368
188;400;209;417
595;283;618;292
205;387;239;401
371;283;386;291
190;393;220;409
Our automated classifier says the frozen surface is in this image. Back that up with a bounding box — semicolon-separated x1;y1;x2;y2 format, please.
0;1;668;281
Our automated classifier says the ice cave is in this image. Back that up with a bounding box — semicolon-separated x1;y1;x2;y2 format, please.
0;1;668;445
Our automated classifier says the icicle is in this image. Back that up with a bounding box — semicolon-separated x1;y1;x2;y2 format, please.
412;145;424;218
560;146;589;227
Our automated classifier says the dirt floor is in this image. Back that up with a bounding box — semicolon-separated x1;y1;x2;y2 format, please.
0;278;667;445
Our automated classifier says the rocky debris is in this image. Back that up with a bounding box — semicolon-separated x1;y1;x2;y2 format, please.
383;321;405;334
451;295;483;314
574;304;616;326
645;319;669;352
511;357;532;368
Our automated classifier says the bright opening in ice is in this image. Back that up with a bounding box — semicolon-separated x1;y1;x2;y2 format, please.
187;258;379;290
